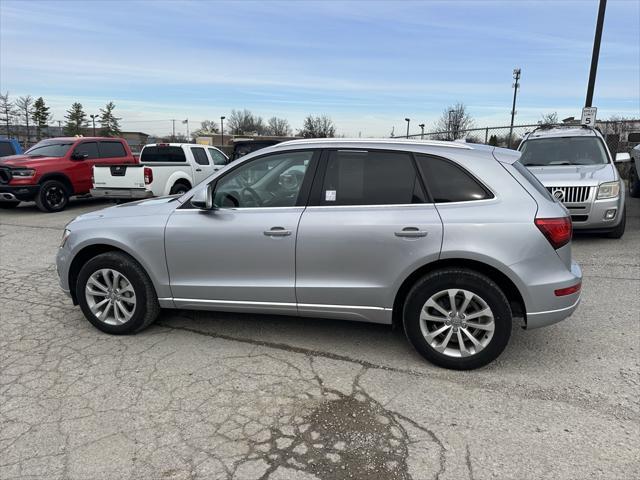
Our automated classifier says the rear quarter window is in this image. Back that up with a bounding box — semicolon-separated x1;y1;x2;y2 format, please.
415;154;492;202
99;141;127;158
141;146;186;163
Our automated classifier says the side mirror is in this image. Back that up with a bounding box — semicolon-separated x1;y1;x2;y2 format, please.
191;183;214;210
615;152;631;163
71;152;88;160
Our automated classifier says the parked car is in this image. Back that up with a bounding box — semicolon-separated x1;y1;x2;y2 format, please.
0;138;23;158
629;144;640;198
518;126;627;238
0;137;136;211
57;139;582;370
230;138;290;161
91;143;229;199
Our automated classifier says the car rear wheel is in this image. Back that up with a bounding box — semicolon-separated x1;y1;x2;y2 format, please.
76;251;160;334
403;268;512;370
170;182;190;195
35;180;69;212
0;201;20;209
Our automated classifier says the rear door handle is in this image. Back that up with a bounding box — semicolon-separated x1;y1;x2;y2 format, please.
195;168;202;172
264;227;292;237
395;227;428;238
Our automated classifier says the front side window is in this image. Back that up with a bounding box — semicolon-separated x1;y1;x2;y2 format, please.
213;151;313;208
208;148;227;165
319;150;425;206
25;141;73;158
73;142;99;159
415;155;491;203
519;137;609;166
141;146;186;162
191;147;209;166
99;141;126;158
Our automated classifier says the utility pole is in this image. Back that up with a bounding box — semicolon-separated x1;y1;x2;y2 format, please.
171;119;176;141
585;0;607;107
89;114;98;136
220;116;225;146
448;109;454;140
508;68;521;148
405;118;410;139
419;123;425;140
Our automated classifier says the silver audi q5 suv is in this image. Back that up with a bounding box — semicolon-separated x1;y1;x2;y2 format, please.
57;139;582;369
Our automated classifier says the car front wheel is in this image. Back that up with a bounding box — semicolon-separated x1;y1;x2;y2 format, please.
629;163;640;198
403;268;512;370
76;251;160;334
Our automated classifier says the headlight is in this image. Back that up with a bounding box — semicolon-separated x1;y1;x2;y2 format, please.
12;169;36;177
597;181;620;199
60;229;71;248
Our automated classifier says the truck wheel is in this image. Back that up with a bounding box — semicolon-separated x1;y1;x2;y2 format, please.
76;251;160;334
606;207;626;239
35;180;69;212
0;201;20;209
403;268;512;370
170;182;190;195
629;163;640;198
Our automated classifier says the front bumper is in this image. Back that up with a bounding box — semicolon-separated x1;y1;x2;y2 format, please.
570;195;625;231
56;245;73;299
90;188;154;199
0;184;39;202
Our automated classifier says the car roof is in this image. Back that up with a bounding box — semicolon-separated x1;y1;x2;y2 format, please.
524;126;599;140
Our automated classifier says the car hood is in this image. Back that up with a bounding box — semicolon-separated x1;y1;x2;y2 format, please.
0;154;57;168
71;195;180;223
526;164;616;186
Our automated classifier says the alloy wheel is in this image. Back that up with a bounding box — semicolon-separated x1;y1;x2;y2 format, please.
85;268;137;325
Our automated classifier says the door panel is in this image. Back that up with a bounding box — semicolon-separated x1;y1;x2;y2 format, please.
72;141;99;193
191;147;215;185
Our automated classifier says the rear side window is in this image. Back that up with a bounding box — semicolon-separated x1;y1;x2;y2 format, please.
99;141;126;158
415;155;491;203
141;146;186;163
0;142;15;157
74;142;99;159
320;150;425;206
512;161;554;201
191;147;209;165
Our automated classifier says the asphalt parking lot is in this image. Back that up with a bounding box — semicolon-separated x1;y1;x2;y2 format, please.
1;196;639;480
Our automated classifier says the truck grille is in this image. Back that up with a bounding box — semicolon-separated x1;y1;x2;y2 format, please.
0;167;12;184
547;186;591;203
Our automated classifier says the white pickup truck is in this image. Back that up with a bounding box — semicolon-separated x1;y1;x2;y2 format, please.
91;143;229;199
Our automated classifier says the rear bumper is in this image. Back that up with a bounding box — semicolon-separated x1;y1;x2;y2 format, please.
90;188;154;199
0;184;39;202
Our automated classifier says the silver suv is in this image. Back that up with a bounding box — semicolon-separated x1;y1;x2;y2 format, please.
57;139;582;370
518;126;627;238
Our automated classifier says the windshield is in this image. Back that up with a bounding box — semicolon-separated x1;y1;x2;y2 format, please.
519;137;608;166
25;142;74;158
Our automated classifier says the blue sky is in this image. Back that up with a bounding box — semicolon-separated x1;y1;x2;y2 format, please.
1;0;638;137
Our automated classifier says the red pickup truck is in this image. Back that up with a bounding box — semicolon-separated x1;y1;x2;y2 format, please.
0;137;136;212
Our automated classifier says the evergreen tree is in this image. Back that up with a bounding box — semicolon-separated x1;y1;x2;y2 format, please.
32;97;51;140
488;134;498;146
64;102;87;136
99;102;121;137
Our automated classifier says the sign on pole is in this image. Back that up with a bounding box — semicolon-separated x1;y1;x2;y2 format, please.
581;107;597;126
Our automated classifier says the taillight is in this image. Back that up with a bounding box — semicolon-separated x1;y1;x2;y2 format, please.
144;167;153;184
535;217;572;249
554;282;581;296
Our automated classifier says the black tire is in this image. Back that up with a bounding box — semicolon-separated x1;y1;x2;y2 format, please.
606;207;626;239
629;163;640;198
76;251;160;334
0;201;20;209
170;182;191;195
403;268;512;370
35;180;69;212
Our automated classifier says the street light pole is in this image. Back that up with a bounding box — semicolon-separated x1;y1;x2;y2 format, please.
171;119;176;141
89;114;98;136
220;116;225;147
419;123;425;140
448;109;454;140
405;118;410;139
508;68;521;148
585;0;607;108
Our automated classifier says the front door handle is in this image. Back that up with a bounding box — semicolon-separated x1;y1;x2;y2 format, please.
264;227;292;237
195;168;202;172
395;227;428;238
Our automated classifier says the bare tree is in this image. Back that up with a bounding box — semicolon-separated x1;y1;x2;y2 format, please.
227;109;265;135
539;112;558;126
297;115;336;138
15;95;34;144
191;120;219;139
0;92;17;138
265;117;292;136
433;103;474;140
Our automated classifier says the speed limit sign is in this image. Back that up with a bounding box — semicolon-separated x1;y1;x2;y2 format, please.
581;107;597;126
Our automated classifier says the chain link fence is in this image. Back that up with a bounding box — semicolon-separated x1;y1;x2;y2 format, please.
392;120;640;154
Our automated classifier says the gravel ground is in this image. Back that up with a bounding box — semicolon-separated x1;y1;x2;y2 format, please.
1;196;638;480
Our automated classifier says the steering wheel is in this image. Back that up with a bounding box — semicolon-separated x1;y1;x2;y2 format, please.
241;186;262;206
